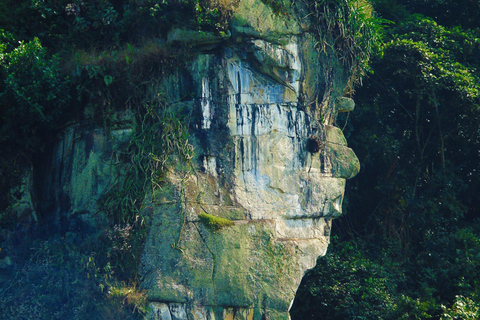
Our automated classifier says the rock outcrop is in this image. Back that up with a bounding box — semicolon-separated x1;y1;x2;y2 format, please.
5;0;360;319
138;1;359;319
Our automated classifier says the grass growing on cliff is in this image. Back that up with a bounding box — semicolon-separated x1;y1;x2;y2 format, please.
305;0;388;83
100;97;194;225
260;0;387;83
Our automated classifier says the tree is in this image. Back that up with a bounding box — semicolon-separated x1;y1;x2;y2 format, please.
293;1;480;319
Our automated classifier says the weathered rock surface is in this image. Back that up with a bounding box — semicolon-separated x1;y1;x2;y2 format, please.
139;1;359;319
7;0;360;318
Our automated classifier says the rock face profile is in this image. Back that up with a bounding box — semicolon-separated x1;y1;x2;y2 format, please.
138;0;360;319
12;0;359;319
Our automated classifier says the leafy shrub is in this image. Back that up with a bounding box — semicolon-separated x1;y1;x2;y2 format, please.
0;37;70;153
441;296;480;320
291;238;397;319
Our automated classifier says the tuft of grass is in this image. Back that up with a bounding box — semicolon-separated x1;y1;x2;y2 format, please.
108;281;148;316
198;212;234;231
99;97;194;226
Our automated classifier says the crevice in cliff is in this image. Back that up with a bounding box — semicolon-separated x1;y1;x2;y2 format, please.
192;221;217;284
237;71;242;105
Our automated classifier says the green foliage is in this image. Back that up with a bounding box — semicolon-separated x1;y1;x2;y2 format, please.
0;34;72;212
340;13;480;240
295;1;480;319
293;226;480;319
305;0;389;83
0;230;146;320
384;15;480;102
0;0;236;52
395;0;480;29
198;212;234;230
291;238;397;319
0;37;70;152
441;296;480;320
193;0;237;31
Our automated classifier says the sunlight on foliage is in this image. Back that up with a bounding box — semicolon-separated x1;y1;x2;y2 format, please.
441;296;480;320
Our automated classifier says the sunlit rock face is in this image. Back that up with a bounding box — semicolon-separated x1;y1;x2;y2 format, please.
140;0;359;319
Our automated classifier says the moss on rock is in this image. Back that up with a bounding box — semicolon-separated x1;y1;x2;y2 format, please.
198;212;234;231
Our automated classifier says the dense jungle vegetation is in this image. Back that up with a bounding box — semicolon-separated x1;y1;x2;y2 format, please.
1;0;479;319
292;0;480;319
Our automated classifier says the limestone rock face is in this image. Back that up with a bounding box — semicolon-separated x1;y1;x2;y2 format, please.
19;0;359;318
139;0;360;319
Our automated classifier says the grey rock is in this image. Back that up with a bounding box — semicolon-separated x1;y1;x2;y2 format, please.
336;97;356;113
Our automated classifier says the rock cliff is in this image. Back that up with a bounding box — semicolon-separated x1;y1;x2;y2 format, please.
139;1;359;317
1;0;360;319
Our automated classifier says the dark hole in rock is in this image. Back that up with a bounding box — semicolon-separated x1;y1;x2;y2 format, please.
306;135;322;154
